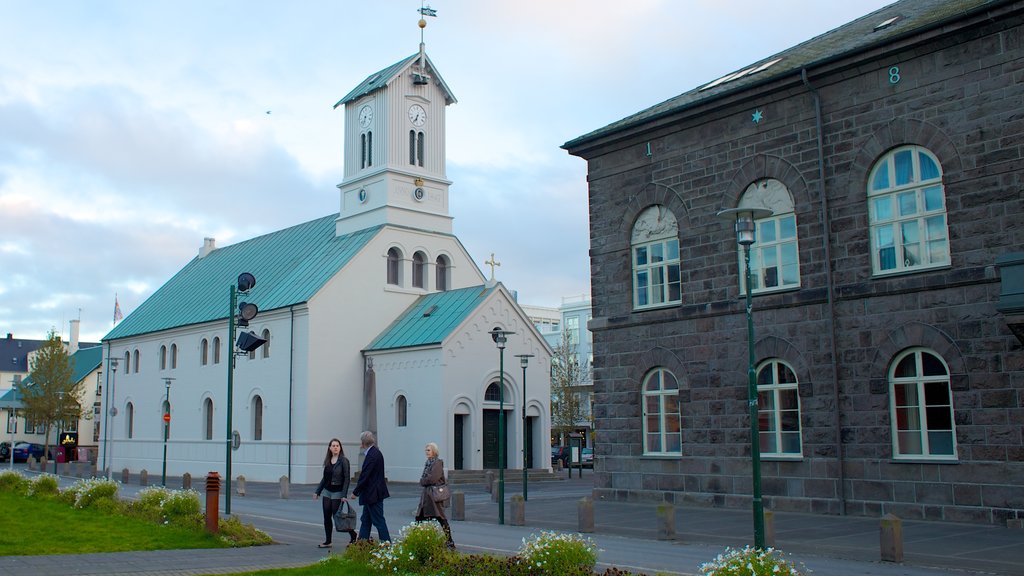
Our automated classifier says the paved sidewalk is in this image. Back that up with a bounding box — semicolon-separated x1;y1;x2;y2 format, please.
1;467;1022;576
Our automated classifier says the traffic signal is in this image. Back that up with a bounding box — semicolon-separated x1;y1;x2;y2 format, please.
236;330;267;352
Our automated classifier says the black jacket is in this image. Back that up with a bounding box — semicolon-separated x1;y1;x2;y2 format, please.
316;455;351;496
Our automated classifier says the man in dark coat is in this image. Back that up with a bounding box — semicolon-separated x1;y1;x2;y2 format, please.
352;430;391;541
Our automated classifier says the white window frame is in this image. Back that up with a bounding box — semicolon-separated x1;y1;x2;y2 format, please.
868;146;950;275
631;206;681;310
756;359;802;459
642;368;681;456
889;347;957;461
738;180;800;294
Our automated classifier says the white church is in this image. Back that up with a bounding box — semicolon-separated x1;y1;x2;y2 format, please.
101;37;553;484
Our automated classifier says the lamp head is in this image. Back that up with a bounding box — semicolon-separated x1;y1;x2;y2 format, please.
716;207;773;247
237;272;256;293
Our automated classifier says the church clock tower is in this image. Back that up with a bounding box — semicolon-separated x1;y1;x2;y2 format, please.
333;20;457;237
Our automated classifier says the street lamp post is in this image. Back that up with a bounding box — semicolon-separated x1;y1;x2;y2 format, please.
102;356;118;477
161;377;174;486
489;328;515;525
53;390;64;475
515;353;534;501
717;206;772;550
104;358;119;480
8;377;19;472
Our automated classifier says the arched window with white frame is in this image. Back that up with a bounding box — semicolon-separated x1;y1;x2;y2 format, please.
126;402;135;439
212;337;221;364
436;255;450;291
756;359;802;457
631;206;681;309
396;395;408;427
203;398;214;440
868;146;950;274
889;348;956;460
412;251;427;289
252;395;264;441
201;338;209;366
261;328;271;359
737;179;800;293
159;345;167;370
170;343;177;369
387;247;402;285
642;368;681;455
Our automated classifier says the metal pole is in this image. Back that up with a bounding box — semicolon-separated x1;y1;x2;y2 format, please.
744;244;766;549
107;363;118;480
8;382;16;472
226;284;236;515
162;378;172;486
498;344;505;525
522;362;527;501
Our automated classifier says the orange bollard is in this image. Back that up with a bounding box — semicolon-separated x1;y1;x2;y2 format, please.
205;472;221;533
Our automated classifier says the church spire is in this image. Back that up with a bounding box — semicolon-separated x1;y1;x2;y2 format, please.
415;3;437;85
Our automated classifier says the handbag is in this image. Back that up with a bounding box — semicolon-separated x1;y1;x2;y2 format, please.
430;483;451;504
333;500;357;532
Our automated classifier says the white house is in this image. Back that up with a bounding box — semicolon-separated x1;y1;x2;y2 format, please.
101;42;552;484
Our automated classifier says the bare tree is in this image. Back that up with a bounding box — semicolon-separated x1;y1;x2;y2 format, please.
17;330;80;465
550;328;590;445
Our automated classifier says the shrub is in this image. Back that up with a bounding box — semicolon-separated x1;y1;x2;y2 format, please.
65;477;121;509
698;546;807;576
27;473;59;497
343;538;379;565
369;521;452;574
217;515;273;547
0;470;29;494
518;530;598;576
444;552;531;576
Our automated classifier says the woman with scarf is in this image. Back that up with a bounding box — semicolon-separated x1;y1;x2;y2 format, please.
414;442;455;549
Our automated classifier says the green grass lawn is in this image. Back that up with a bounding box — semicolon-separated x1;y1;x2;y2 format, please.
216;555;376;576
0;490;227;555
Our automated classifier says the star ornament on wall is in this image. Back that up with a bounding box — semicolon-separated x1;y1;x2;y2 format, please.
752;109;764;124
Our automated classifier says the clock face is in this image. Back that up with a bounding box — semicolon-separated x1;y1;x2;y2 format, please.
358;105;373;129
408;104;426;127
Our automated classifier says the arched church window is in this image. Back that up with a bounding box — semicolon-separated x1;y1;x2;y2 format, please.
252;395;264;441
203;398;214;440
409;130;416;165
417;131;424;167
436;255;449;291
385;245;401;282
412;252;427;289
396;395;408;427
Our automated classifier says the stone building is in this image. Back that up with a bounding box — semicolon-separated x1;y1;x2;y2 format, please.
564;0;1023;524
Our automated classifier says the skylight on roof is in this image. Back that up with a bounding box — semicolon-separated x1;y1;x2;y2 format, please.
699;58;783;91
874;16;901;31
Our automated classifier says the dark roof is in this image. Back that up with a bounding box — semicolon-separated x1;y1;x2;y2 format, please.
104;215;382;341
334;51;457;108
0;336;45;373
564;0;1009;151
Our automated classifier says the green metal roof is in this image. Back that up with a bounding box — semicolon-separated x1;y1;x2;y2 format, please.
564;0;1007;151
334;52;457;108
104;216;382;341
365;284;496;351
69;345;102;384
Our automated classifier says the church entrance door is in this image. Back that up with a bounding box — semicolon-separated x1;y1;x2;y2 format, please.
453;414;465;470
482;409;509;469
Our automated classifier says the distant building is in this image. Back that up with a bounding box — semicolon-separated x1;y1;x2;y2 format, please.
543;295;594;445
565;0;1023;524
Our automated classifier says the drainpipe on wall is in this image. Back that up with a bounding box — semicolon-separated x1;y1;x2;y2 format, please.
802;68;847;515
287;306;295;480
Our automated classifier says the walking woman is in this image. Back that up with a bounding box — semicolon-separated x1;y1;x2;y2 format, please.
313;438;356;547
415;442;455;549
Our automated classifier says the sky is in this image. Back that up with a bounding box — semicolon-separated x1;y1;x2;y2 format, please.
0;0;895;344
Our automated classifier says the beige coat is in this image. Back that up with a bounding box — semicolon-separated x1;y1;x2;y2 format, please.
415;458;447;519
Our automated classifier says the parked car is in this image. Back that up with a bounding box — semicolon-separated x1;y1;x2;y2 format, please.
581;447;593;468
0;441;10;462
550;445;570;467
12;442;50;463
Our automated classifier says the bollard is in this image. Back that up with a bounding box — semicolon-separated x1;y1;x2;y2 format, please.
1008;519;1023;529
122;468;130;483
139;469;149;486
72;461;83;477
279;475;290;499
182;472;192;490
490;479;499;502
27;459;35;471
205;472;221;533
236;475;246;497
451;491;465;521
578;497;595;533
511;494;525;526
764;510;776;548
485;470;495;493
657;504;675;540
880;513;904;563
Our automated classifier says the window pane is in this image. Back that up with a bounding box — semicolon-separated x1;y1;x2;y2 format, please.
762;248;778;288
894;356;917;378
780;245;799;286
666;239;679;260
758;390;775;414
777;364;797;384
928;430;955;455
667;264;681;302
896;406;920;432
645;372;661;392
894;149;913;185
898;431;923;455
759;219;777;243
923;185;944;211
872;197;892;221
921;353;947;377
872;161;890;190
662;371;679;391
919;152;940;181
780;410;800;432
646;433;661;453
898;191;918;217
665;431;681;453
780;432;801;453
925;404;952;430
924;381;950;407
760;431;777;453
901;221;920;267
635;246;648;266
757;366;773;386
779;215;796;239
650;243;664;263
779;389;799;409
